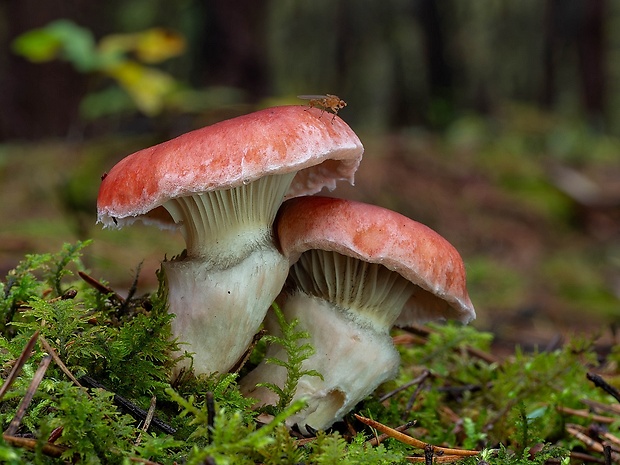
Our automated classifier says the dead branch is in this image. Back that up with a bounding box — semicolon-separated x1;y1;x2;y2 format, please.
354;414;479;457
5;354;52;436
0;331;39;402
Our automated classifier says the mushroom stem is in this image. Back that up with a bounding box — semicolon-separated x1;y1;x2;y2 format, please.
241;250;415;433
164;246;288;375
162;173;295;375
241;292;400;435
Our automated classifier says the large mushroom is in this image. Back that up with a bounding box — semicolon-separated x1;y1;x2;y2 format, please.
97;107;363;375
240;196;475;433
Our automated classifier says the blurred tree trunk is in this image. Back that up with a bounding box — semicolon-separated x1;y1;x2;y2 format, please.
541;0;606;124
392;0;455;127
385;0;455;127
197;0;269;101
416;0;453;106
579;0;606;122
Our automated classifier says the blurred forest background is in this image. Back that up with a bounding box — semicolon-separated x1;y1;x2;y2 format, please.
1;0;619;351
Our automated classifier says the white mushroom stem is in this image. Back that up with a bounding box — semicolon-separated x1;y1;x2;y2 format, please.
240;250;416;433
162;173;295;375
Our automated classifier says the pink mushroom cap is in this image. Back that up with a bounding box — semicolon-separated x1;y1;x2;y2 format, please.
97;106;363;228
276;196;476;325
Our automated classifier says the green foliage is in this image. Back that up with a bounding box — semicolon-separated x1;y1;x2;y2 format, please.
0;242;182;462
166;387;404;464
11;19;243;119
0;439;24;465
48;382;137;463
167;387;306;464
0;242;616;463
257;422;306;464
464;443;570;465
1;242;177;402
489;341;596;444
257;302;323;413
14;297;103;369
12;20;99;71
0;241;91;333
172;371;256;433
12;20;186;117
383;323;612;462
309;432;402;465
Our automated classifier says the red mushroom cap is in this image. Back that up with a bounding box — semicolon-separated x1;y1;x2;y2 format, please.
97;106;363;227
276;196;476;325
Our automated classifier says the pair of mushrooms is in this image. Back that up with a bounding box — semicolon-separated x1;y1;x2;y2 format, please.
97;105;476;433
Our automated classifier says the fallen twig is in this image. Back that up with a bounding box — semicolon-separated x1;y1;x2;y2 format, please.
604;445;613;465
206;391;215;444
119;261;143;315
378;370;430;403
600;431;620;450
38;334;84;389
354;414;479;457
78;270;125;304
367;421;416;447
405;374;431;417
80;375;176;435
48;289;78;302
581;398;620;416
586;373;620;404
295;436;317;446
135;395;157;446
129;457;165;465
556;405;615;424
566;423;620;463
5;354;52;436
567;451;605;464
0;331;39;402
2;434;67;458
230;329;267;373
407;445;468;464
394;326;500;365
129;458;165;465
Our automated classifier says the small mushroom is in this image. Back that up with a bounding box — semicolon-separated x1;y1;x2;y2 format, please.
240;196;475;433
97;107;363;375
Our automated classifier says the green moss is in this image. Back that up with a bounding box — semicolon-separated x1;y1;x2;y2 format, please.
257;302;323;414
0;242;616;464
464;257;528;311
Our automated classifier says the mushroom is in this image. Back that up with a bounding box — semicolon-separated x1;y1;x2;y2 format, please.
96;106;363;375
240;196;476;433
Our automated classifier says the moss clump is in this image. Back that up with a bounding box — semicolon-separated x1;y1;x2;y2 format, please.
0;241;616;464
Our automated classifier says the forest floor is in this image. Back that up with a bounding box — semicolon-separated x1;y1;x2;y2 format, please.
1;106;619;356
